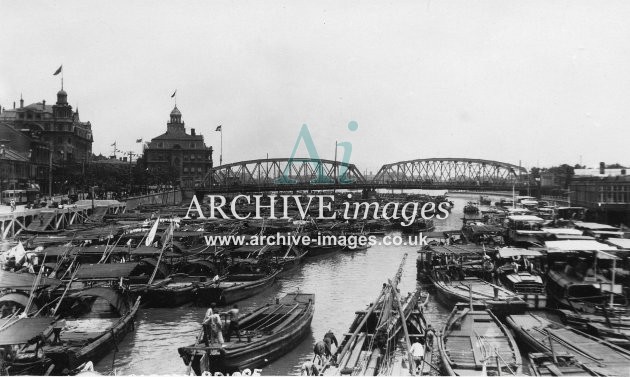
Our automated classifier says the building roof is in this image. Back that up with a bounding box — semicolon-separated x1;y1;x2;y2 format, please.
0;145;29;162
545;240;617;252
170;106;181;116
151;131;204;141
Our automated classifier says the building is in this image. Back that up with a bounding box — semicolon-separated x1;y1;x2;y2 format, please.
570;164;630;225
0;123;50;191
0;88;93;164
144;106;213;187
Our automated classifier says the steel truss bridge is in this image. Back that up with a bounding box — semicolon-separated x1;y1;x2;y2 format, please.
201;157;528;193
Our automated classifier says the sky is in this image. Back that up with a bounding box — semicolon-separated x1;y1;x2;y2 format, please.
1;0;630;174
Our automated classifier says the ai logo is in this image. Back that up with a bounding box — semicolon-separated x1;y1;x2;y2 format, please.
276;121;359;184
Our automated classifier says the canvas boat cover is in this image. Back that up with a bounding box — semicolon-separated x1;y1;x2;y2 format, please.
498;247;542;258
607;238;630;249
542;228;584;235
74;262;140;279
573;222;620;231
0;270;62;290
545;240;617;252
70;286;130;314
507;215;544;222
0;292;30;307
0;317;53;345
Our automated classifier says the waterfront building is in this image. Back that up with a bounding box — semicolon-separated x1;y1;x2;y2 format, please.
570;165;630;225
0;88;93;165
144;106;213;188
0;123;50;191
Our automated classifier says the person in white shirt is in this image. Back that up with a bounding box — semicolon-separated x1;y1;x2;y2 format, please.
409;341;425;371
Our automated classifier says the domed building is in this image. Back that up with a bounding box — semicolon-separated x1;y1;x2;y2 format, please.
0;88;93;190
144;105;213;188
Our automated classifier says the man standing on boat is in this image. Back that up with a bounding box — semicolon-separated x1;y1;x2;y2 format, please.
202;303;216;346
323;330;338;361
409;340;424;372
225;304;241;342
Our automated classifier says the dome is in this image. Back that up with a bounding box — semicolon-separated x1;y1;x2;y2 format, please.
56;89;68;105
170;106;181;116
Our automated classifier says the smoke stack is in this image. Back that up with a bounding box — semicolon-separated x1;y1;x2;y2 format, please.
191;128;196;136
600;162;605;175
13;102;15;109
19;97;24;108
622;169;626;176
42;100;46;110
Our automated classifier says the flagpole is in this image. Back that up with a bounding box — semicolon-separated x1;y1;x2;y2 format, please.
220;127;223;166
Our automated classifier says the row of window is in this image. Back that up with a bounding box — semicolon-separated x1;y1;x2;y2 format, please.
183;167;205;173
156;142;199;149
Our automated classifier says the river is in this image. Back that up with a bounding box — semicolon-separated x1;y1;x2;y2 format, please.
95;193;497;375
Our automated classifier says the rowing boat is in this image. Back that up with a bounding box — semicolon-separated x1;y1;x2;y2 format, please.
178;292;314;374
438;303;523;376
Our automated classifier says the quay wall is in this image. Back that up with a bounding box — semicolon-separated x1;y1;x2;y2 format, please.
125;190;183;210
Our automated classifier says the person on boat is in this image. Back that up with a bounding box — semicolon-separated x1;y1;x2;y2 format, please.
225;304;241;342
202;303;216;346
409;340;424;371
52;318;66;344
324;329;338;348
313;340;329;360
424;325;436;351
323;330;338;361
209;311;224;345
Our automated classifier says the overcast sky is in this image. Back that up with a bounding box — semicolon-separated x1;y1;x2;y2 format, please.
2;0;629;173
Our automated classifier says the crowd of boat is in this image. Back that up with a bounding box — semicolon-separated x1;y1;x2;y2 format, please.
1;192;630;376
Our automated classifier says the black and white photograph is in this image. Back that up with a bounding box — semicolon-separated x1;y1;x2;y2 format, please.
2;1;630;376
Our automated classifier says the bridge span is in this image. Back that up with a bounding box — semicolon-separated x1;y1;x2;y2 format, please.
200;157;529;193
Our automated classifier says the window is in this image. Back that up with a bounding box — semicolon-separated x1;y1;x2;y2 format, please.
191;154;195;160
183;167;189;173
158;142;163;148
190;143;195;148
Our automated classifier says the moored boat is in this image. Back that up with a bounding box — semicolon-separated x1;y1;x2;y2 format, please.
195;268;280;305
43;287;140;374
506;313;630;376
178;292;314;374
438;303;523;376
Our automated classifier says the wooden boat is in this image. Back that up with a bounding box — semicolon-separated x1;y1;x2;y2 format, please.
0;317;55;375
136;273;209;308
401;219;435;234
431;273;528;316
195;268;280;305
43;287;140;374
495;247;547;309
321;253;429;376
463;202;480;214
527;352;599;376
178;292;314;374
438;303;523;376
506;313;630;376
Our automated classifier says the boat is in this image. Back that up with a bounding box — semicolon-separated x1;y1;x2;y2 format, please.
195;267;280;305
463;202;480;214
43;287;140;374
527;352;600;376
424;246;528;315
321;253;429;376
178;292;314;374
137;273;209;308
438;303;523;376
545;243;627;314
494;247;547;309
0;317;55;375
506;313;630;376
401;219;435;234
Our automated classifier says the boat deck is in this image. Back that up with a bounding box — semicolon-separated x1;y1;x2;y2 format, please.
444;310;519;375
509;314;630;376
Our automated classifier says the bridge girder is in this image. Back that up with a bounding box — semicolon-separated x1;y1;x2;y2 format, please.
203;158;366;190
372;158;528;186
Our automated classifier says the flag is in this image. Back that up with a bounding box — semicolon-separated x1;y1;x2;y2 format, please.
53;65;63;76
136;138;142;143
111;142;116;146
215;125;222;132
171;90;177;98
145;217;160;246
